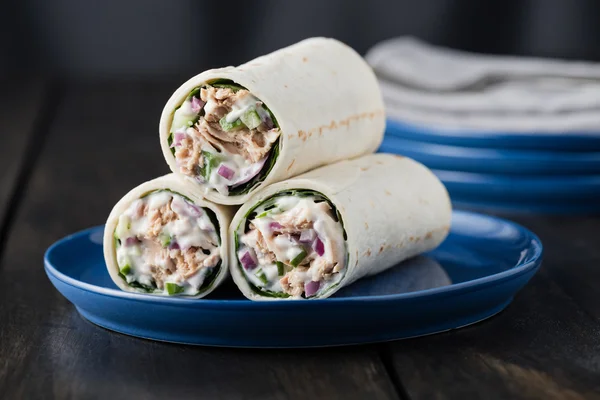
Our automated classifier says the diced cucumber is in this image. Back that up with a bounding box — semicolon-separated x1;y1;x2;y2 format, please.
290;249;307;268
219;116;244;132
115;215;130;239
240;109;262;130
159;233;172;247
165;282;184;295
172;89;203;132
172;113;188;131
117;254;131;270
276;261;285;276
120;264;131;275
255;269;269;285
172;110;196;132
256;207;281;219
200;150;222;180
130;244;142;257
256;210;271;218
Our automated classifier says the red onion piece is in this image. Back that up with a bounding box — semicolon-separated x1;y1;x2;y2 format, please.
313;237;325;256
299;229;316;243
217;164;235;180
269;222;283;230
171;131;186;148
230;156;268;188
264;116;274;130
240;249;258;270
169;242;180;250
124;237;140;246
171;196;203;218
191;97;205;113
304;280;320;297
186;202;203;217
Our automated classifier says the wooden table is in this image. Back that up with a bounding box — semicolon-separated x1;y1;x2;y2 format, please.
0;78;599;400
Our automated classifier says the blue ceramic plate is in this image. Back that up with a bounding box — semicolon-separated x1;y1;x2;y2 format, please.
451;197;600;215
386;118;600;151
45;211;542;348
434;169;600;202
378;136;600;175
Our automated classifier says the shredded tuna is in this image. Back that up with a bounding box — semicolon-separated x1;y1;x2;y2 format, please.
201;87;237;121
175;86;281;178
239;195;346;298
246;202;338;296
170;247;219;279
272;202;331;231
139;198;219;287
149;249;176;288
175;135;202;175
255;230;276;264
311;257;336;281
280;267;309;297
145;245;219;290
148;200;178;237
242;226;276;264
196;119;279;163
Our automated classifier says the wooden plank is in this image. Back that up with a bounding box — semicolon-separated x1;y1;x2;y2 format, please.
386;269;600;399
0;78;48;249
0;82;399;400
512;215;600;323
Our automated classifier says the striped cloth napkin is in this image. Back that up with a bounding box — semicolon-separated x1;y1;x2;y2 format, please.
366;37;600;133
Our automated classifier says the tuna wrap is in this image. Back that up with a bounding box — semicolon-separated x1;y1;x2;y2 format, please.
229;154;452;300
103;174;234;298
159;37;385;205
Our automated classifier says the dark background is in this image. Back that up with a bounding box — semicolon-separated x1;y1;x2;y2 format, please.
3;0;600;79
1;2;600;399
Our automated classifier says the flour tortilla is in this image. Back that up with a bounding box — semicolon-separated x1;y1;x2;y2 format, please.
229;154;452;300
103;174;235;298
159;37;385;205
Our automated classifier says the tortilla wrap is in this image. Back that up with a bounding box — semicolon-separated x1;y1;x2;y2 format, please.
159;37;385;205
103;174;235;298
229;153;452;300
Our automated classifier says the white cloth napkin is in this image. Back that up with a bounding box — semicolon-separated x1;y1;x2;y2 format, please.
366;37;600;133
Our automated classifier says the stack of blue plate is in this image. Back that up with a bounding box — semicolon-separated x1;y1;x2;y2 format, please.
378;119;600;214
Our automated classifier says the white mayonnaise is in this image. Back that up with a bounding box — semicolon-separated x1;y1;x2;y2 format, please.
172;85;281;197
225;92;260;123
114;190;220;296
237;195;346;297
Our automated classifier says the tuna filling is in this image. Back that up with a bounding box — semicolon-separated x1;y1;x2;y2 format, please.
235;191;347;298
169;80;281;196
113;190;221;296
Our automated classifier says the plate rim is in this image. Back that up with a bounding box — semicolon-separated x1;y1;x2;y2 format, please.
44;210;543;308
451;198;600;214
380;135;600;161
386;118;600;150
71;298;512;348
433;169;600;185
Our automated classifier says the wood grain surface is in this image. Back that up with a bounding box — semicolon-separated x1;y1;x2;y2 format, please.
0;79;599;400
0;81;398;400
387;269;600;400
0;78;50;250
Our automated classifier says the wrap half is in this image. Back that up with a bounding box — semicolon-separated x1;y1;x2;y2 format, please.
159;37;385;205
103;174;234;298
229;154;452;300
